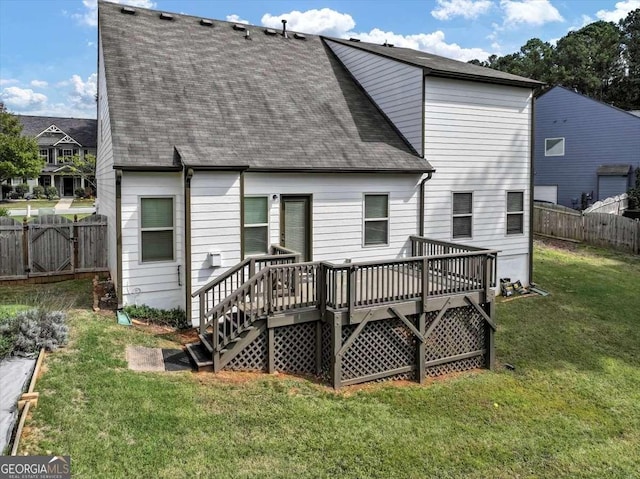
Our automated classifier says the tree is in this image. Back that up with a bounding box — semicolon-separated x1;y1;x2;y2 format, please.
0;103;43;185
65;153;97;192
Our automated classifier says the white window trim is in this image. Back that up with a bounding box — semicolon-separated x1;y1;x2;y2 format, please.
506;190;525;236
138;196;176;264
544;137;565;157
362;193;390;248
243;195;270;257
452;191;473;240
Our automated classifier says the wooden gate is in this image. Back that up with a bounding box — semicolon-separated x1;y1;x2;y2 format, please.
28;215;74;275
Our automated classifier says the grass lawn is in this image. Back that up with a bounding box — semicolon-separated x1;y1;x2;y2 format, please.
10;242;640;478
71;198;95;207
0;200;59;210
3;213;93;223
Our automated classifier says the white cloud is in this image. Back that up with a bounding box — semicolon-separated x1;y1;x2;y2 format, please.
73;0;156;27
431;0;494;21
501;0;564;26
0;87;48;109
30;80;48;88
261;8;356;37
226;14;249;25
568;14;594;32
596;0;640;22
69;73;97;110
260;8;489;61
0;78;19;86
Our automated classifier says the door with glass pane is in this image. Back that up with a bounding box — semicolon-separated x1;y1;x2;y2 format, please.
280;196;311;261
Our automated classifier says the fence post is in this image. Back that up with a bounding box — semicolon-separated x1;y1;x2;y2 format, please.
22;217;29;275
72;215;79;273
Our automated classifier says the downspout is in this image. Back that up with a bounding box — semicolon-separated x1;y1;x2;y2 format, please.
240;171;245;259
115;169;123;307
419;172;433;237
528;91;536;286
184;168;194;322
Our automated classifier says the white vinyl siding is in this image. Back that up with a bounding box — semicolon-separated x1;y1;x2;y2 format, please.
423;77;532;283
545;137;565;156
363;194;389;246
120;172;184;310
506;191;524;235
326;40;424;155
95;37;118;293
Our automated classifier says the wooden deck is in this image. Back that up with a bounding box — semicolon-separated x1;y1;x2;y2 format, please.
188;237;498;388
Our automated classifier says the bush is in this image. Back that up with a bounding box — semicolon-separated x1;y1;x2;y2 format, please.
627;167;640;210
0;207;8;217
124;304;190;330
0;308;68;359
32;185;45;199
14;183;30;198
74;187;86;198
44;185;59;200
1;184;12;199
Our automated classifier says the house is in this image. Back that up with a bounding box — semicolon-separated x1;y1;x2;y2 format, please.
97;2;540;385
534;86;640;208
12;115;97;198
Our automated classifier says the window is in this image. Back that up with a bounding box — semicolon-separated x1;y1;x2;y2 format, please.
545;137;565;156
506;191;524;235
364;194;389;246
39;149;49;162
140;197;174;262
452;192;473;239
244;196;269;255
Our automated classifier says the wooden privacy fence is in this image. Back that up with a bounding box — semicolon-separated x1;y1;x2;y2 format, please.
533;204;640;254
0;214;108;280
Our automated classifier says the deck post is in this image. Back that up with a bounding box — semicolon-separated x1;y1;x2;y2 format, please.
422;257;429;312
484;299;495;370
483;254;492;304
199;294;206;334
267;327;275;373
331;318;342;389
417;313;426;384
347;266;356;321
315;321;323;375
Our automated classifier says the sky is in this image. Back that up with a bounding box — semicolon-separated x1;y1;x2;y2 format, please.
1;0;638;119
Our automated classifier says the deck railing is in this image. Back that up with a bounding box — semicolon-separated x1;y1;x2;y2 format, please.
193;237;498;343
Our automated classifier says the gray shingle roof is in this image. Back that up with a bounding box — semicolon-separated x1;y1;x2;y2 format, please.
16;115;97;148
98;2;432;172
326;38;544;88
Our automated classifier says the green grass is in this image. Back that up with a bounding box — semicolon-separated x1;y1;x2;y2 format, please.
71;198;95;207
3;213;92;223
0;200;59;209
12;242;640;478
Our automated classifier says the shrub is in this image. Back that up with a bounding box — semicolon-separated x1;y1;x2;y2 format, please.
124;304;190;330
32;185;45;199
0;207;8;217
14;183;30;198
0;308;68;358
1;184;12;199
628;167;640;210
44;186;59;200
74;187;86;198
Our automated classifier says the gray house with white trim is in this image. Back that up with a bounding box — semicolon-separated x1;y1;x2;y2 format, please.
534;86;640;208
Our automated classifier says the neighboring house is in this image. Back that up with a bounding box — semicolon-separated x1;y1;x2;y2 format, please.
534;86;640;208
96;2;540;324
13;115;97;197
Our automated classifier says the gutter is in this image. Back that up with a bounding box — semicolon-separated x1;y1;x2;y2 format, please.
419;172;434;237
115;169;123;307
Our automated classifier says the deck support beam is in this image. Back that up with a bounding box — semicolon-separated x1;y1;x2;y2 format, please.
417;313;426;384
331;318;342;389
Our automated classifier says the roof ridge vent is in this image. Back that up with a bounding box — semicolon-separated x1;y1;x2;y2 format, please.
120;6;135;15
281;19;288;38
349;37;360;42
159;12;173;20
293;32;306;40
233;23;246;31
264;28;277;35
200;19;213;27
383;40;394;47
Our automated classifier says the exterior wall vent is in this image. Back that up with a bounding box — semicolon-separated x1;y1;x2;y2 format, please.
233;24;246;31
200;19;213;27
264;28;277;35
159;12;174;20
293;33;306;40
349;37;361;42
120;7;135;15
